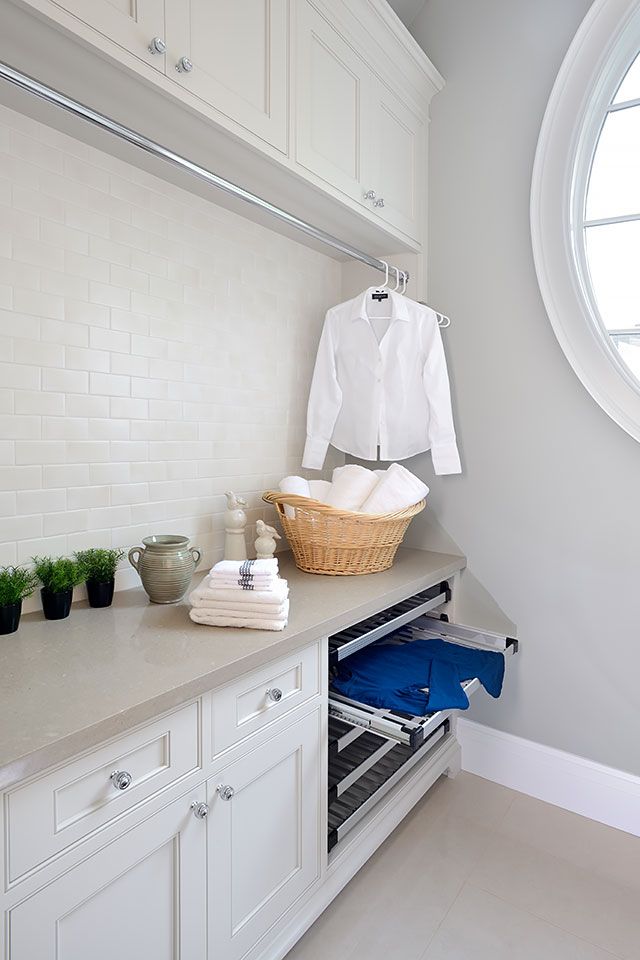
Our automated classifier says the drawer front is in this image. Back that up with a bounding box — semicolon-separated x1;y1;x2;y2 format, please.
211;643;320;757
5;700;201;885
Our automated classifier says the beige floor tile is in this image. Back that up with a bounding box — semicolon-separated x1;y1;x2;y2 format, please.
497;792;640;893
408;770;516;829
286;778;500;960
421;884;623;960
469;832;640;959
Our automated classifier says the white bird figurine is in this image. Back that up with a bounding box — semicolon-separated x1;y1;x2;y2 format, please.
254;519;281;560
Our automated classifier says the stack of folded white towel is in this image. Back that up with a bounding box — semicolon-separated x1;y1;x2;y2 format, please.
189;558;289;631
279;462;429;515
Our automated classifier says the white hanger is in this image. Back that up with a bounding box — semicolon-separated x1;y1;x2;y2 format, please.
418;300;451;328
374;259;389;291
392;266;402;292
400;271;408;295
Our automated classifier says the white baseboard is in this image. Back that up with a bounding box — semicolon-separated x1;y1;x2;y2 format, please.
457;719;640;838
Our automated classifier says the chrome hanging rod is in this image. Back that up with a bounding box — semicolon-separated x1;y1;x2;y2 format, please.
0;61;409;284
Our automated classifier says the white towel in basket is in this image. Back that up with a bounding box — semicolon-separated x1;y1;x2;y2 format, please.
360;463;429;515
325;464;379;511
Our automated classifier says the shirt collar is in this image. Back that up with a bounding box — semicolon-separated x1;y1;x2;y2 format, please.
349;287;412;322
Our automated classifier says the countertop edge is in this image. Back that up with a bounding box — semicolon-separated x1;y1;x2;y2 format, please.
0;552;465;790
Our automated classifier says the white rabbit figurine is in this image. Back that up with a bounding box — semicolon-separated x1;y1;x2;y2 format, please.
254;519;281;560
224;491;248;561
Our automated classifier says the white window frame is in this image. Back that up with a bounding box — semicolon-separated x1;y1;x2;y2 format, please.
531;0;640;442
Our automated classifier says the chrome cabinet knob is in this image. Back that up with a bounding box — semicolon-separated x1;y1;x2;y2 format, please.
217;784;235;801
374;198;385;208
148;37;166;55
176;56;194;73
110;769;132;791
191;801;209;820
363;190;376;200
266;687;283;703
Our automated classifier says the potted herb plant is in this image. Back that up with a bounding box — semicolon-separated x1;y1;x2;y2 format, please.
33;556;84;621
75;548;124;608
0;566;39;634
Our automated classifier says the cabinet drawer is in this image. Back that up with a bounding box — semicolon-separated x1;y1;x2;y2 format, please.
211;643;320;757
5;700;201;886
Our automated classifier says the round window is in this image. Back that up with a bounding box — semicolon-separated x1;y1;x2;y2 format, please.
532;0;640;441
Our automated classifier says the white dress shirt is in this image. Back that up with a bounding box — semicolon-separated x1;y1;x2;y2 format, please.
302;288;461;474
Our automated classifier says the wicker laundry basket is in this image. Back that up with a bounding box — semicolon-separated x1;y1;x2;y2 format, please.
262;491;426;576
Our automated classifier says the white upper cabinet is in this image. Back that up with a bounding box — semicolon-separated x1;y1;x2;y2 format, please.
294;0;425;243
294;1;371;204
51;0;166;70
15;0;443;249
166;0;289;152
363;78;426;241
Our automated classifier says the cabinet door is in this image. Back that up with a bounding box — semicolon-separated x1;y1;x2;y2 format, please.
364;79;426;242
51;0;166;70
8;788;207;960
208;709;321;960
294;0;371;203
166;0;288;152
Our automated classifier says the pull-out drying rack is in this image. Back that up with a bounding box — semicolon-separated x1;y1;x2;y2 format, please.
327;584;518;851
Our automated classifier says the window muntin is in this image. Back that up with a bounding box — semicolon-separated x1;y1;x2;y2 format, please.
582;52;640;380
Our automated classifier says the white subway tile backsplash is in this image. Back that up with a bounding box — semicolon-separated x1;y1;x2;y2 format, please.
43;464;90;487
17;489;67;514
13;288;64;321
14;389;65;416
43;417;89;440
88;280;130;309
66;394;110;418
109;396;148;419
0;102;339;578
89;372;130;397
42;368;89;394
67;485;109;509
15;441;68;465
90;326;130;354
110;353;150;378
44;509;89;536
13;339;65;368
0;490;16;515
0;414;41;439
66;346;110;373
0;464;41;490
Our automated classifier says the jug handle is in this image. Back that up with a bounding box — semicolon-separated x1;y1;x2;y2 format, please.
190;548;201;567
128;547;143;572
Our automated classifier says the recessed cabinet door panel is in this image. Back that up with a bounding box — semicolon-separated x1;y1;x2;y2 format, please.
208;710;321;960
295;1;370;202
51;0;166;70
365;80;425;242
166;0;288;152
7;789;207;960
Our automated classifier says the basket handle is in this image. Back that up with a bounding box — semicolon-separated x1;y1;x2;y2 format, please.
262;490;425;521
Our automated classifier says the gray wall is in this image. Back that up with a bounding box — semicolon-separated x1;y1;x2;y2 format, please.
408;0;640;774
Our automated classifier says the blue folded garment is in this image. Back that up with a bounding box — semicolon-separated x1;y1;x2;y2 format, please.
332;637;505;714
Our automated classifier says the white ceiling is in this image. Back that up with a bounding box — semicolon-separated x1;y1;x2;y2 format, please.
386;0;428;28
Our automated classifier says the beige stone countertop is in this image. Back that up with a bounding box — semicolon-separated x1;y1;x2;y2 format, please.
0;548;465;789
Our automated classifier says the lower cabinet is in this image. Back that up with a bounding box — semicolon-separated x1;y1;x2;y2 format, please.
208;709;322;960
7;786;208;960
5;707;322;960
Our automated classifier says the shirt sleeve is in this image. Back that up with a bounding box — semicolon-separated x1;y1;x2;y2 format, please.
302;313;343;470
422;315;462;475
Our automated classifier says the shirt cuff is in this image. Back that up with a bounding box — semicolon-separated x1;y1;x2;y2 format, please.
302;435;329;470
431;441;462;475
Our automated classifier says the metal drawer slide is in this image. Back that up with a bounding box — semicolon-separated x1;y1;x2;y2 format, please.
328;583;451;666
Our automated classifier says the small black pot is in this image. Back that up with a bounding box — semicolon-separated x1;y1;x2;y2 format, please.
41;588;73;620
0;601;22;635
86;578;115;608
